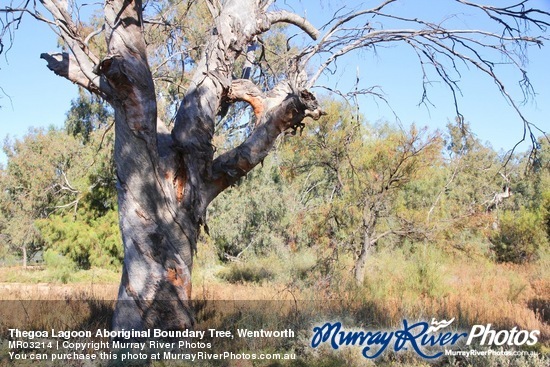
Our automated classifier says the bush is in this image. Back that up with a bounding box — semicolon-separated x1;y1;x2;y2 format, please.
364;244;450;302
491;209;549;263
43;249;76;283
37;209;122;270
218;261;274;284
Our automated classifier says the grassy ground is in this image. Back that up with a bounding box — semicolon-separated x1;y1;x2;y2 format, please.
0;248;548;336
0;246;548;366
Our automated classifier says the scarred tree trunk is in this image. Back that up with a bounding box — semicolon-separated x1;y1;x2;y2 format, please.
37;0;322;331
98;0;197;330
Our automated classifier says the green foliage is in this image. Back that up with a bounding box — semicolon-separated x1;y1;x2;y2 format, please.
0;128;84;264
542;191;550;239
43;248;76;269
443;120;501;214
365;244;449;301
208;156;292;261
65;89;113;143
279;99;443;281
0;91;120;269
491;208;549;263
37;92;121;269
37;209;122;269
43;249;76;283
531;138;550;238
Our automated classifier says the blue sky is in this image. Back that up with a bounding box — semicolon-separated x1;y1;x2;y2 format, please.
0;0;548;165
0;17;78;163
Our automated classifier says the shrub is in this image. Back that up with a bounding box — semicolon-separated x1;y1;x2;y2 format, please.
43;249;76;283
218;261;274;284
491;209;549;263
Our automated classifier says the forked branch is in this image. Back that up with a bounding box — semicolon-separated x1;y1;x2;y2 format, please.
208;79;325;202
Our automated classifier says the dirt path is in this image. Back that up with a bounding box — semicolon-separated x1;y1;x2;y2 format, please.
0;281;296;300
0;282;118;300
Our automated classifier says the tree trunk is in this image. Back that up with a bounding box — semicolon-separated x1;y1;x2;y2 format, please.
39;0;322;332
22;245;27;269
96;0;199;331
110;109;196;331
354;229;373;285
355;208;379;285
112;180;196;331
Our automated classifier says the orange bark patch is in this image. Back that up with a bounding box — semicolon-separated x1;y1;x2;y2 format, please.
232;92;264;119
184;280;192;300
173;164;186;203
166;267;192;299
227;80;265;119
167;267;185;288
247;95;265;118
175;176;185;203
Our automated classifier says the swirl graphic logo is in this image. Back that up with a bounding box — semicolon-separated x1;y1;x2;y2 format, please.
426;318;455;334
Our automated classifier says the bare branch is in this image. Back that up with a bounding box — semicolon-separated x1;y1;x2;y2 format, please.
298;0;548;159
83;24;104;47
40;52;111;100
40;0;102;88
266;10;319;40
1;2;55;56
457;0;550;33
0;6;56;26
0;0;111;99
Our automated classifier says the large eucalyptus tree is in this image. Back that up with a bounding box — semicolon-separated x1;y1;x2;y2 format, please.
1;0;548;331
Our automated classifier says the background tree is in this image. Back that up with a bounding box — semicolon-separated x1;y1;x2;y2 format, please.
0;128;84;267
281;100;442;284
490;137;550;263
0;92;119;269
1;0;549;331
36;91;121;269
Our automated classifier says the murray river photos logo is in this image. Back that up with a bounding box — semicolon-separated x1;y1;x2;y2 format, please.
310;318;540;360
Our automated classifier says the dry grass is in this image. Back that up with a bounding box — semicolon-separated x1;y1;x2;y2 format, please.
0;256;547;337
0;264;300;301
357;247;550;343
0;282;118;301
0;257;547;367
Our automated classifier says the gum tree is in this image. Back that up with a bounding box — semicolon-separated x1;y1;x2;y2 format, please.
1;0;548;331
